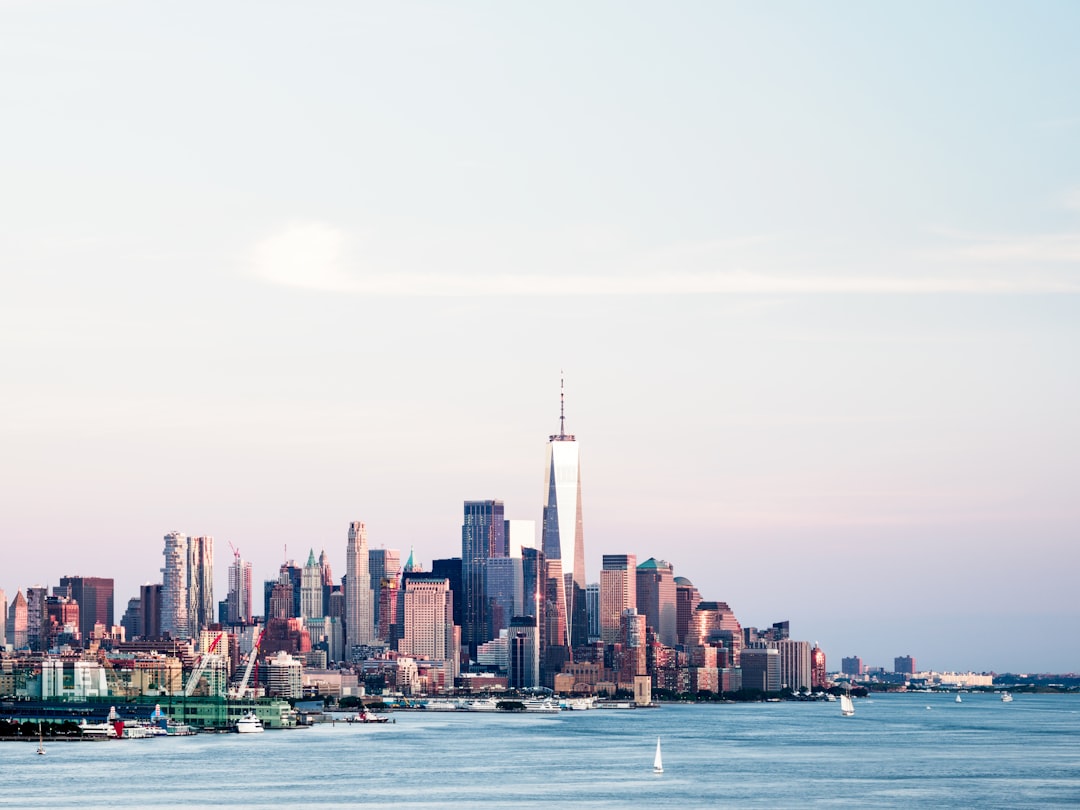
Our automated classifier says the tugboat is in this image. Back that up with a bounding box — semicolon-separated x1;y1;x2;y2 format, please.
348;709;390;724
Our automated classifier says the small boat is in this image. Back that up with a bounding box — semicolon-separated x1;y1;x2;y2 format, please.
653;737;663;774
840;694;855;717
236;711;264;733
1001;692;1013;703
37;722;45;756
955;694;962;703
348;709;390;724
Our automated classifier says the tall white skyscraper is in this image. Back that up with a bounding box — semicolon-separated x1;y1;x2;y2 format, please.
400;577;458;678
227;554;253;624
161;531;189;639
541;377;587;650
301;549;324;621
345;521;374;652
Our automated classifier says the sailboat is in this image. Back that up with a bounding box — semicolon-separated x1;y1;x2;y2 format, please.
840;694;855;717
955;694;962;703
37;721;45;755
653;737;663;774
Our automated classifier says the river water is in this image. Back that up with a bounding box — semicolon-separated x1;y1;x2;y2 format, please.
2;693;1078;808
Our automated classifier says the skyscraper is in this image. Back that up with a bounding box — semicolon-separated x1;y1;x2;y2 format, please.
187;536;214;637
368;548;401;630
26;586;47;651
400;577;458;679
0;588;6;647
139;583;162;639
636;558;677;647
58;576;114;644
7;590;28;649
541;377;587;652
301;549;324;621
227;555;253;625
462;499;505;655
345;521;374;652
161;531;189;639
600;554;637;645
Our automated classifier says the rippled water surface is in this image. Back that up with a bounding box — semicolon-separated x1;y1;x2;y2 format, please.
3;693;1078;808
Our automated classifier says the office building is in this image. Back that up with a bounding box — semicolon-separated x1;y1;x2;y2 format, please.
841;656;863;677
586;582;599;641
161;531;189;639
227;555;253;625
345;521;375;651
7;590;28;649
400;577;458;679
636;558;677;647
894;655;916;675
0;588;6;647
675;576;702;646
187;536;214;637
691;601;744;666
777;639;812;691
600;554;637;645
59;576;114;645
484;555;523;639
741;645;781;693
369;547;401;630
140;583;163;639
301;549;324;621
26;586;47;651
541;379;588;651
508;615;539;689
462;499;506;654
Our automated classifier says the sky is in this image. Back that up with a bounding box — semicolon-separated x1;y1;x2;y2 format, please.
2;1;1079;674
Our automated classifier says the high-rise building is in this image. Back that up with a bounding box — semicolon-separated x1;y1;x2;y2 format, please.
674;576;702;646
741;646;781;693
0;588;6;647
187;536;214;637
777;639;812;691
301;549;324;621
508;615;539;689
26;585;47;652
59;576;114;644
227;556;253;625
431;558;463;629
636;558;677;647
345;521;374;651
161;531;189;639
462;499;506;654
368;548;401;630
811;645;828;690
841;656;863;677
691;601;743;666
600;554;637;645
7;590;28;649
586;582;599;641
484;556;522;640
120;597;141;640
894;655;916;675
541;378;587;651
140;583;163;639
400;577;458;679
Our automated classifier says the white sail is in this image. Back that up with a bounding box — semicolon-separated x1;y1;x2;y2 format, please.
653;737;663;773
840;694;855;716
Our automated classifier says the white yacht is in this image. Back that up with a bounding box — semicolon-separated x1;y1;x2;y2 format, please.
236;711;264;733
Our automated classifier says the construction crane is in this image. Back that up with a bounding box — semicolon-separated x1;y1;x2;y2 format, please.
229;629;266;701
183;631;224;697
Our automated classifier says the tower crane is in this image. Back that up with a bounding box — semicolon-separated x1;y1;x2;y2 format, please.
183;631;224;697
229;629;266;701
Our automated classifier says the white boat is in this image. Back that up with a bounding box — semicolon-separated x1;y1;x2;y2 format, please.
653;737;663;774
1001;692;1013;703
522;698;560;714
840;694;855;717
236;711;264;733
459;697;499;712
955;694;962;703
37;722;45;756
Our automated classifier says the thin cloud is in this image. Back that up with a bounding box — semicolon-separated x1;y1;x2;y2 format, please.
248;222;1080;297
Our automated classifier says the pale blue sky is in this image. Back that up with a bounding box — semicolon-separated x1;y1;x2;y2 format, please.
2;2;1079;672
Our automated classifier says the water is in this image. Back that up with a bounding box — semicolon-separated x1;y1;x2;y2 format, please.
3;693;1079;808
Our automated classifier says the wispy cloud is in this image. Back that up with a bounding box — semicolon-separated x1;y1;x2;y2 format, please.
247;222;1080;297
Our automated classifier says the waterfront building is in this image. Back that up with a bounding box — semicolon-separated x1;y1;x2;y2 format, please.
508;615;539;689
541;378;588;652
41;658;108;699
58;575;114;645
345;521;375;651
161;531;189;639
894;655;916;675
741;645;781;693
811;644;827;689
691;601;743;666
227;556;253;624
636;558;677;647
187;536;214;637
267;650;303;699
301;549;324;621
841;656;863;677
462;499;506;654
600;554;637;645
777;639;812;691
400;577;459;680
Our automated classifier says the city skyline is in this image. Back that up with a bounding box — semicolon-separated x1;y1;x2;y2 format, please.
2;3;1079;674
